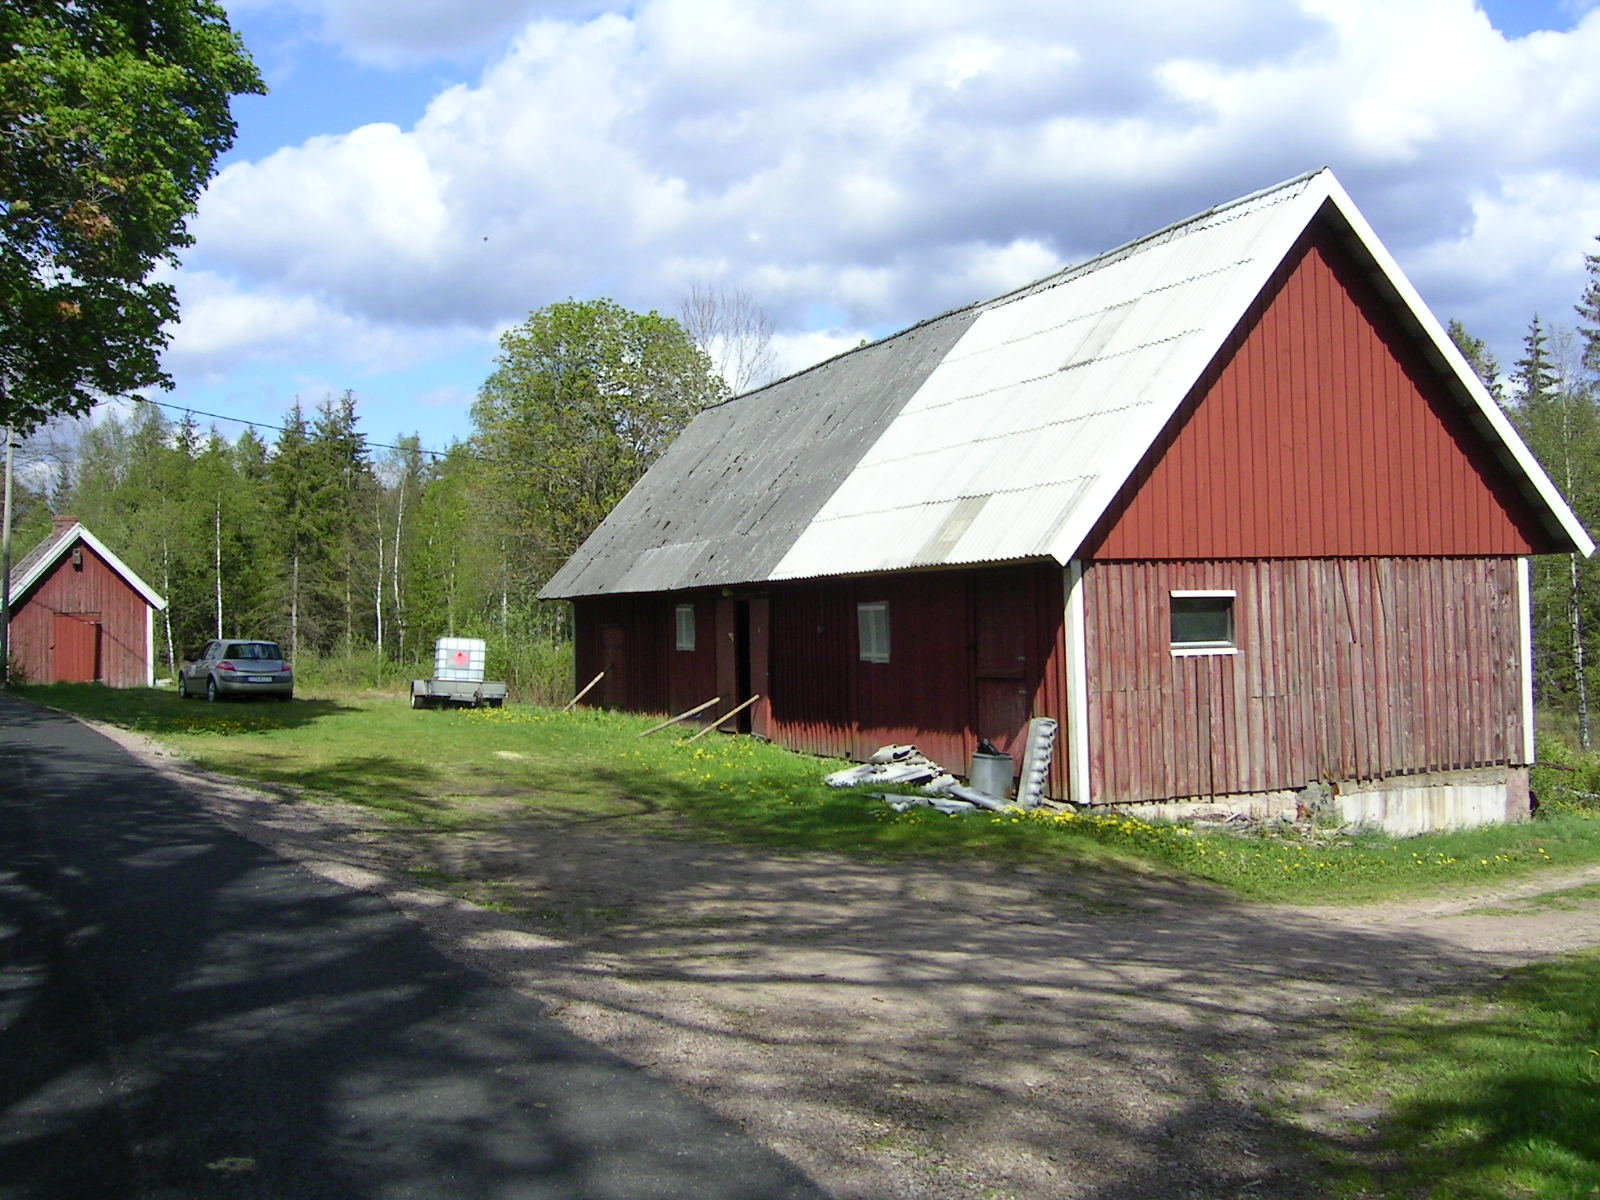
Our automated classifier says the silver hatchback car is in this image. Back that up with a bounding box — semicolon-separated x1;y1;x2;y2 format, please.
179;639;294;702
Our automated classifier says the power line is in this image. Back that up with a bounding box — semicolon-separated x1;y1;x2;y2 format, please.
130;395;459;460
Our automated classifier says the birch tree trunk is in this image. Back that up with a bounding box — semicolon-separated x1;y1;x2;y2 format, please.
161;541;176;676
289;550;299;661
391;476;406;658
214;498;223;638
1572;552;1590;749
373;490;384;657
1559;388;1590;748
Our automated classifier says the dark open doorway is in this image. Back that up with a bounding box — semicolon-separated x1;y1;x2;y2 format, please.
716;595;771;737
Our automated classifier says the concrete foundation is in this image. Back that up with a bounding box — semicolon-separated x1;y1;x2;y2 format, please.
1102;766;1531;835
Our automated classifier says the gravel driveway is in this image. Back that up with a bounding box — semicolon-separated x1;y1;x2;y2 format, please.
107;724;1600;1200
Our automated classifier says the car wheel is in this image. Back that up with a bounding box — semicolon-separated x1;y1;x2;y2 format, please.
178;676;189;700
206;677;219;703
411;693;424;709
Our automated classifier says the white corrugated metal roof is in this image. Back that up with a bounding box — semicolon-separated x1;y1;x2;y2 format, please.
769;174;1327;580
543;168;1592;600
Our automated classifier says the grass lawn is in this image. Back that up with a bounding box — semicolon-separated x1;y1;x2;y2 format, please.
1283;949;1600;1200
17;683;1600;905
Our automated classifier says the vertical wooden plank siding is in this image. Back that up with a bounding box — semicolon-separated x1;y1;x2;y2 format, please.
765;579;857;759
1084;225;1557;561
9;542;152;686
1082;558;1525;803
576;565;1073;795
573;591;701;714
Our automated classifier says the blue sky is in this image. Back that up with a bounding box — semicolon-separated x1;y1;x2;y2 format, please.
123;0;1600;457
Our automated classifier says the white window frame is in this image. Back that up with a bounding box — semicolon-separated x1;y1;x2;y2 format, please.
857;601;890;663
674;603;696;652
1169;589;1239;657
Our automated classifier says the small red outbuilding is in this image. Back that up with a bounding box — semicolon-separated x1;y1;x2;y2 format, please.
4;515;167;687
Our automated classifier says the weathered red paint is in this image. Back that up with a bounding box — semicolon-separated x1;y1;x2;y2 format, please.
1085;223;1558;560
52;612;101;682
572;564;1071;794
746;596;772;738
9;539;151;686
1082;557;1524;803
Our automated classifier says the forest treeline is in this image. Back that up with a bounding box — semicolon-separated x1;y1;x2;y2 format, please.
1452;238;1600;744
6;298;738;699
8;254;1600;724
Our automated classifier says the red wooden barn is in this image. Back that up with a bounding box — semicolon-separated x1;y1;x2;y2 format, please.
5;515;167;687
541;170;1593;832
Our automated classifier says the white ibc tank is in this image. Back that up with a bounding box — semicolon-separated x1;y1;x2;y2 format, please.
435;637;487;682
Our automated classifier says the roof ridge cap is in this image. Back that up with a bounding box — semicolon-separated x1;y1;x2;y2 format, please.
984;167;1329;311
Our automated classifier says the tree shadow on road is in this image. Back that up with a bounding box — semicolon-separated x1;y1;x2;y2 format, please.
0;698;827;1200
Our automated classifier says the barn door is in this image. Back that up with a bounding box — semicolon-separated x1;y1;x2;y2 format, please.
715;597;769;734
746;597;771;737
598;624;626;709
973;569;1035;756
53;613;101;683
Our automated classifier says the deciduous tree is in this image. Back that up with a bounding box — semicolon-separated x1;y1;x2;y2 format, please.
472;299;726;592
678;282;777;396
0;0;262;430
1510;322;1600;744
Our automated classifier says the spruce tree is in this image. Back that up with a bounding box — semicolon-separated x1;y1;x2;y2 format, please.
1578;236;1600;381
1512;314;1557;403
1447;318;1503;404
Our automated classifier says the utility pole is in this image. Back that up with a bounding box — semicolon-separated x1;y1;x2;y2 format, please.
2;421;14;690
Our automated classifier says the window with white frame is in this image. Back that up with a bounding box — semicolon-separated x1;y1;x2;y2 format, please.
1170;590;1237;655
674;603;696;651
857;601;890;663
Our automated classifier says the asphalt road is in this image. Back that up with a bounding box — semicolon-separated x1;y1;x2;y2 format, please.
0;695;827;1200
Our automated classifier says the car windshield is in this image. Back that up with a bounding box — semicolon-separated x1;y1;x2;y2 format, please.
225;643;281;660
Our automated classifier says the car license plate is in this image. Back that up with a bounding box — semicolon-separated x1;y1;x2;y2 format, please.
247;675;272;683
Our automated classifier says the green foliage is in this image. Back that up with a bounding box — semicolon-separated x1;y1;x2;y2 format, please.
472;621;573;707
287;649;419;694
1283;950;1600;1199
1512;313;1560;404
267;395;380;658
471;298;727;591
281;635;573;706
1578;236;1600;379
0;0;262;430
1503;314;1600;728
1532;729;1600;816
26;386;586;696
1447;317;1502;402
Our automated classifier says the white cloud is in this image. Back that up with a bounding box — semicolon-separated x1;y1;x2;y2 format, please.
1408;171;1600;359
166;270;487;380
185;0;1600;400
769;328;874;382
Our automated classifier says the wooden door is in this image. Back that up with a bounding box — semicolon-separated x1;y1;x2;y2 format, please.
747;597;771;737
598;625;626;709
973;570;1034;756
53;613;101;683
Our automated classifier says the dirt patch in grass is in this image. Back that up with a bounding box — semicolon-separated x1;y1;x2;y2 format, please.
102;723;1600;1200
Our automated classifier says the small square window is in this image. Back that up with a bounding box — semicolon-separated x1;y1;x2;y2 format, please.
1170;591;1236;654
674;604;696;652
858;601;890;663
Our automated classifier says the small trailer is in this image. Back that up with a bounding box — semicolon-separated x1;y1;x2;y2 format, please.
410;637;508;709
